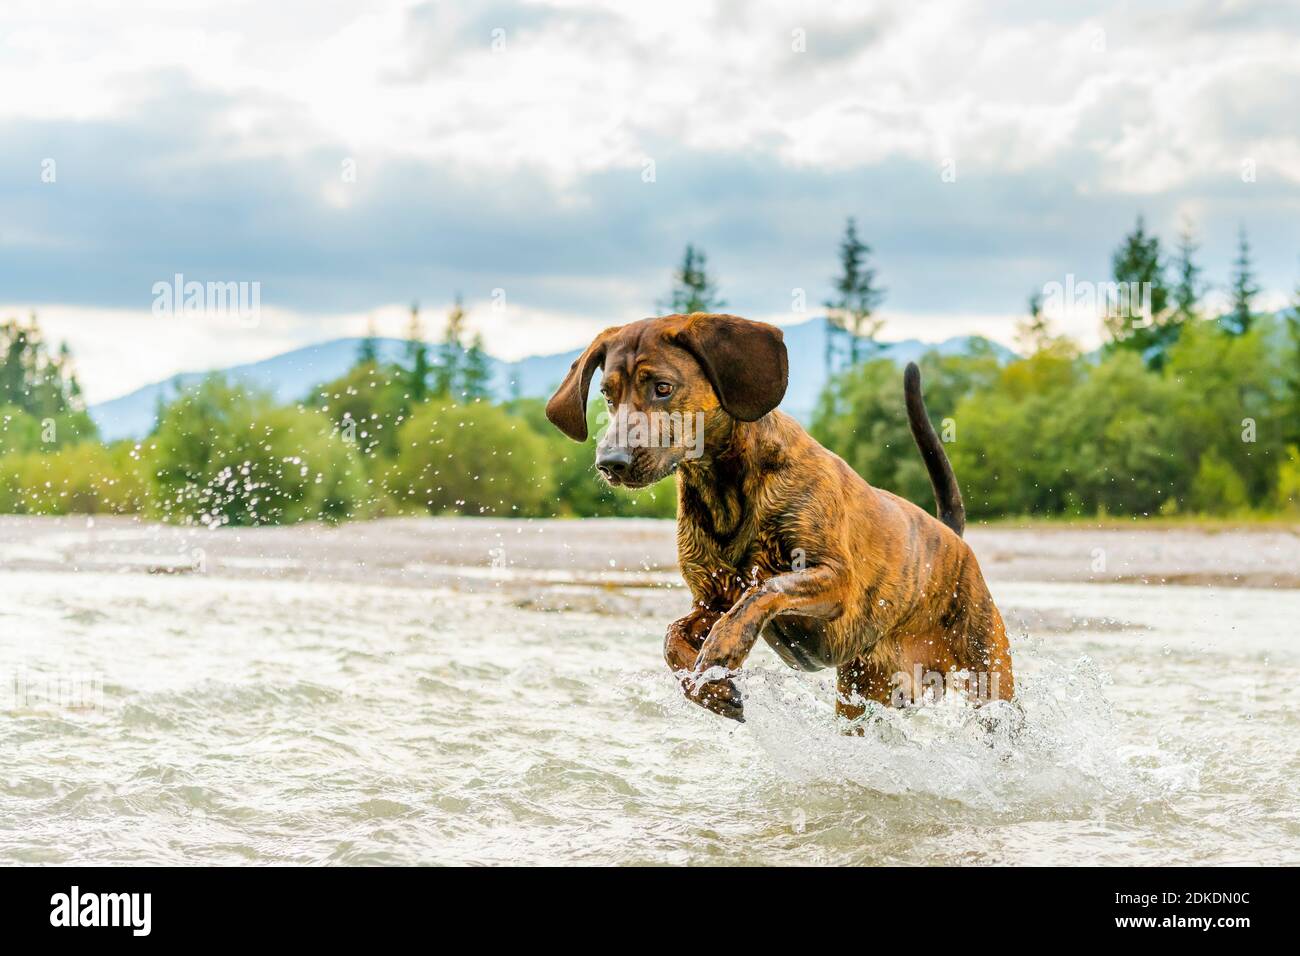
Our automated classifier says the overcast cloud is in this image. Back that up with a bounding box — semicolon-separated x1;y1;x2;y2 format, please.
3;0;1299;401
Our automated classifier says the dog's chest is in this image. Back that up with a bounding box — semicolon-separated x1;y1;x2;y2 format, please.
679;522;789;603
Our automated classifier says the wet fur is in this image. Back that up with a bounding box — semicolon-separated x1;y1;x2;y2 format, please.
547;313;1014;722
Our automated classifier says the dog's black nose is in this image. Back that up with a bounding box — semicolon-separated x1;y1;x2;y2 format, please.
596;447;632;479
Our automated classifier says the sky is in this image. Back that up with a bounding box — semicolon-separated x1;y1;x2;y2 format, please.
3;0;1300;403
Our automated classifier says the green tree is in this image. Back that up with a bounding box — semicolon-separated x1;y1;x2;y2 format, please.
1171;219;1204;323
388;399;555;516
813;346;1001;512
146;376;368;526
1283;271;1300;448
1049;352;1183;515
433;296;467;399
1224;225;1261;335
947;347;1083;517
0;316;97;445
1164;316;1286;508
1188;451;1249;515
1104;215;1172;368
661;244;725;314
461;334;494;401
307;360;411;460
405;301;432;402
825;217;885;369
0;406;44;457
1276;445;1300;512
0;442;147;515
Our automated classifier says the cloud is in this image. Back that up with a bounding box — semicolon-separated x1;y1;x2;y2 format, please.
3;0;1300;399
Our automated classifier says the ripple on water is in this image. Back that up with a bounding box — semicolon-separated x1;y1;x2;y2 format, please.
2;570;1296;865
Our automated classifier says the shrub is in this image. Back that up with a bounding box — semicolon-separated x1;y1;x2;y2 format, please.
1274;445;1300;513
388;399;556;516
145;376;369;526
0;442;147;515
1187;451;1250;515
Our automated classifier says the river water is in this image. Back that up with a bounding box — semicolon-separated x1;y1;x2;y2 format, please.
1;523;1295;865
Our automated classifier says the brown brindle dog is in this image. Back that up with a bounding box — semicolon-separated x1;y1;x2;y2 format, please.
546;313;1013;723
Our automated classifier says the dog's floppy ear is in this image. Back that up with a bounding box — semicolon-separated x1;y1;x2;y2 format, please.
672;314;788;421
546;327;618;441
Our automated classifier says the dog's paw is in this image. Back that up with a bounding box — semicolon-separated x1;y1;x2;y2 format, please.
686;675;745;722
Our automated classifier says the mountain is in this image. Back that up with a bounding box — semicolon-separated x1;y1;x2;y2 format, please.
87;318;1016;441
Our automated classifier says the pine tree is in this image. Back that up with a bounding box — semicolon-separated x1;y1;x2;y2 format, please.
1;316;84;417
461;334;493;401
660;244;725;315
1171;220;1203;323
0;315;96;444
434;296;467;399
825;217;885;369
405;301;431;402
2;320;29;408
1015;291;1053;355
57;341;86;413
1224;225;1260;336
1105;215;1170;367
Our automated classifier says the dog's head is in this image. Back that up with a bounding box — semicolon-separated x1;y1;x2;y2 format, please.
545;313;788;488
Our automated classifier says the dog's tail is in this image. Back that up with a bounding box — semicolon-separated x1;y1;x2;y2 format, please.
903;362;965;537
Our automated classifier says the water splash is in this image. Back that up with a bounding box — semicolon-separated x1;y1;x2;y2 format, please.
732;649;1195;814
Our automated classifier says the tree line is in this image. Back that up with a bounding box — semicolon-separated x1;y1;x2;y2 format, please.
813;215;1300;518
0;303;676;523
1;218;1298;523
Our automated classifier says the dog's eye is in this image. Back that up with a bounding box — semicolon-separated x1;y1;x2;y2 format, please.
654;382;673;397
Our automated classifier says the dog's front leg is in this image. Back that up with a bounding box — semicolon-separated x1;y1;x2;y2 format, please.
665;603;744;721
691;567;843;712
